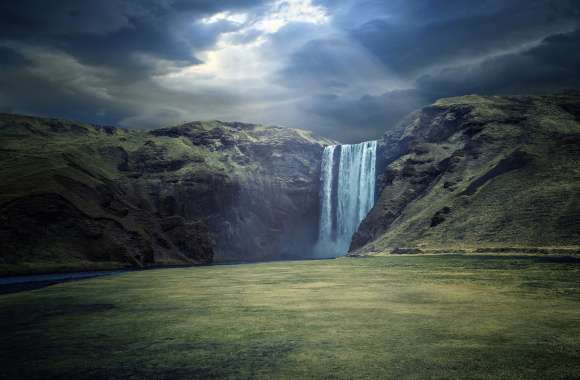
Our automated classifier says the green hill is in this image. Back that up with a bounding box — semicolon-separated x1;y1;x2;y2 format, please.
2;94;579;273
351;94;580;255
0;115;333;274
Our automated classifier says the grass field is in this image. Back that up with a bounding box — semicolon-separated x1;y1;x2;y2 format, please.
1;255;580;379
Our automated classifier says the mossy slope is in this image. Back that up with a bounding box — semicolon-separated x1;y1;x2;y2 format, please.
0;115;333;274
352;94;580;254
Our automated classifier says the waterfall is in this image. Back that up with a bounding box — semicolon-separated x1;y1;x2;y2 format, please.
316;140;377;256
319;145;336;243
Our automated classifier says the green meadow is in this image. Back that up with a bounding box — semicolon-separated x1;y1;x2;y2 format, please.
2;255;580;379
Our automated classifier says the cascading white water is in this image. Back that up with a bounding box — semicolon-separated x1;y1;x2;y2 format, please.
319;145;336;243
316;140;377;256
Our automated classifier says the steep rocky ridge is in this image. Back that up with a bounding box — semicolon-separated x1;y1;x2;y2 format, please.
351;94;580;255
0;115;333;274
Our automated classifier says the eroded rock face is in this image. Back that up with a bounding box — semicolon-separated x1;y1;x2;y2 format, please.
0;194;152;266
350;94;580;254
122;122;332;262
0;116;333;273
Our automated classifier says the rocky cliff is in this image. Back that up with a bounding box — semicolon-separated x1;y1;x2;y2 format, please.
3;94;579;273
351;94;580;255
0;115;333;274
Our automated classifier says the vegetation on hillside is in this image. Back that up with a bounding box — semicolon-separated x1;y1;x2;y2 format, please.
0;115;333;274
352;94;580;255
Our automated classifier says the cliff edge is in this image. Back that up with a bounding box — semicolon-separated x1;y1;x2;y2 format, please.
351;94;580;255
0;116;333;274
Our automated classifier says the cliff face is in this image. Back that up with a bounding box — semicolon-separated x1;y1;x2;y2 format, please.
0;116;333;274
3;94;579;273
351;94;580;254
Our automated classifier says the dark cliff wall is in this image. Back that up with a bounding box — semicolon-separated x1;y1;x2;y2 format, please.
0;116;333;274
351;94;580;254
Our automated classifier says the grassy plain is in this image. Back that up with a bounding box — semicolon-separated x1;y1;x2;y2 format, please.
1;255;580;379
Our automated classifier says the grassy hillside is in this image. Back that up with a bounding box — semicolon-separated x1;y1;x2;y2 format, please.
352;94;580;255
0;115;333;275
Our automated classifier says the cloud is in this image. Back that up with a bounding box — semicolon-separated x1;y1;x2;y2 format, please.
0;0;579;142
0;0;267;79
416;27;580;97
347;0;580;78
276;37;407;96
296;89;429;142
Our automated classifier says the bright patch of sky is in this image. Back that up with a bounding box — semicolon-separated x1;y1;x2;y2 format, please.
156;0;404;114
200;11;249;25
3;0;579;142
200;0;328;33
156;0;332;106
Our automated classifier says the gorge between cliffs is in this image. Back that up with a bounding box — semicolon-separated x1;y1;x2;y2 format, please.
1;93;580;275
5;1;580;377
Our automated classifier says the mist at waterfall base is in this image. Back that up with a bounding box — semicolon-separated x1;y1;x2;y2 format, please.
314;141;378;258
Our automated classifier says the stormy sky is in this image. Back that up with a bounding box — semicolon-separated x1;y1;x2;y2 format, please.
1;1;579;142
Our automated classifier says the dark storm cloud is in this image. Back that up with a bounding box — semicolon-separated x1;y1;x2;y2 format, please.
0;47;28;68
0;0;267;123
1;0;580;141
416;27;580;97
349;0;580;77
298;90;428;142
0;44;134;123
278;0;580;140
0;0;265;77
277;38;351;90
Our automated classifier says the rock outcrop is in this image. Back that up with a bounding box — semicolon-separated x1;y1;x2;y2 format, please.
0;115;333;274
3;93;579;272
350;94;580;255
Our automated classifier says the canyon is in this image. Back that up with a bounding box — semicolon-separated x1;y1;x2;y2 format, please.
1;93;580;274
